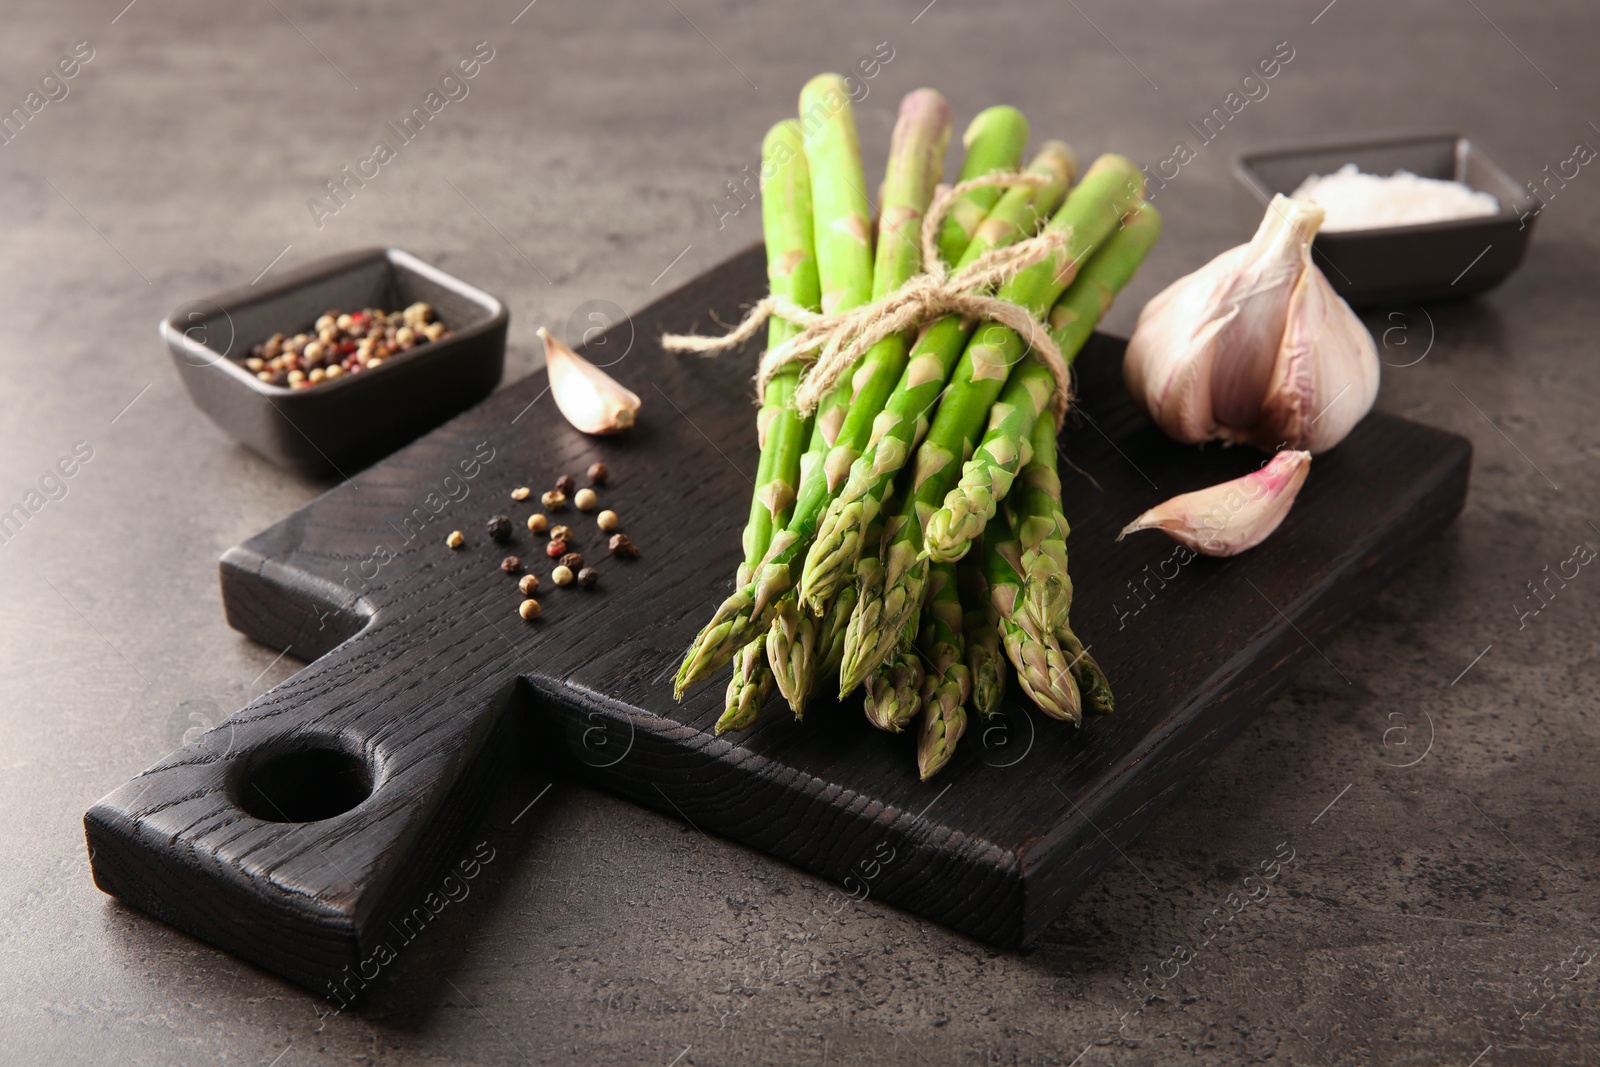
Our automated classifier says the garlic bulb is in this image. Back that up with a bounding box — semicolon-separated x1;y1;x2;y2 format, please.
539;327;641;435
1118;449;1311;557
1124;195;1379;454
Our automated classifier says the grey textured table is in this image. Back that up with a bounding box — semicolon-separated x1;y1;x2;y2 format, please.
3;1;1596;1064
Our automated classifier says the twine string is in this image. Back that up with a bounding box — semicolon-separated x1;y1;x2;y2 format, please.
660;169;1078;426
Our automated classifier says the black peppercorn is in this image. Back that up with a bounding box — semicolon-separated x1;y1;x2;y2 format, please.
554;474;577;496
501;555;522;574
559;552;584;570
608;533;639;559
487;514;513;542
587;462;608;486
577;566;598;589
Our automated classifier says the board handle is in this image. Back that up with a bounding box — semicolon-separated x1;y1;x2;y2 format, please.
84;605;526;998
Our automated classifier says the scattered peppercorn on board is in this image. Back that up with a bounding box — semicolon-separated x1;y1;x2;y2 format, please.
85;245;1470;996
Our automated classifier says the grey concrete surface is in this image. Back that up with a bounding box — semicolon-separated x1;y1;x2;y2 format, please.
1;1;1597;1063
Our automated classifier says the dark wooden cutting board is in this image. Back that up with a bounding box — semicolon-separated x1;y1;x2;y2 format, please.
85;245;1471;998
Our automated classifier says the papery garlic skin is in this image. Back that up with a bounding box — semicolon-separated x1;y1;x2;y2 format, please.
1124;195;1378;454
1117;449;1311;557
538;327;642;435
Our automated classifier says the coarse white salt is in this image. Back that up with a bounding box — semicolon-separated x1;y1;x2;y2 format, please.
1290;163;1500;232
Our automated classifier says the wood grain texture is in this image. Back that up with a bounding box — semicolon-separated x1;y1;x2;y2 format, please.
85;244;1471;996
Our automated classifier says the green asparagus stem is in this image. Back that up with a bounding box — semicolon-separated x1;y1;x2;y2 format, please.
982;507;1081;723
718;120;824;734
925;202;1163;567
1014;407;1121;717
936;106;1032;267
1021;203;1161;717
676;87;951;697
768;504;877;719
934;107;1030;265
922;354;1056;563
958;139;1078;266
839;155;1146;695
676;76;875;699
803;75;876;317
855;539;907;729
915;560;971;778
817;503;884;680
815;88;952;496
1012;410;1074;640
763;89;952;713
1011;410;1112;716
1044;202;1164;373
958;549;1005;718
798;141;1077;614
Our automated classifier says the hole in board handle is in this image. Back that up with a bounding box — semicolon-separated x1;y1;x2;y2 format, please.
234;747;374;823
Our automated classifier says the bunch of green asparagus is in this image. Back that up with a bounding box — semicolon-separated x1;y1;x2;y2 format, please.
676;75;1161;779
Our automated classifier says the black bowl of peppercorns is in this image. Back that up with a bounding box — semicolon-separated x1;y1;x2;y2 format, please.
162;247;508;477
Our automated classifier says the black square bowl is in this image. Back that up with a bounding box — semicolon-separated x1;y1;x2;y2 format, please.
1233;133;1534;307
163;248;508;478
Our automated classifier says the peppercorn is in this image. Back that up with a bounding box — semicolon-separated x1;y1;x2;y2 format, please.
609;533;639;559
577;566;599;589
587;462;608;486
541;490;568;511
551;565;575;586
546;539;568;559
596;509;619;532
501;555;522;574
518;573;541;596
238;305;450;391
518;598;542;621
527;513;548;534
574;488;598;511
446;530;465;549
549;525;572;543
555;474;577;496
487;514;513;542
512;487;531;501
559;552;584;570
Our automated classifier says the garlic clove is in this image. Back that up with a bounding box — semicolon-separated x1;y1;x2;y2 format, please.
1245;255;1380;454
1117;449;1311;557
539;326;641;435
1206;198;1322;428
1123;245;1244;444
